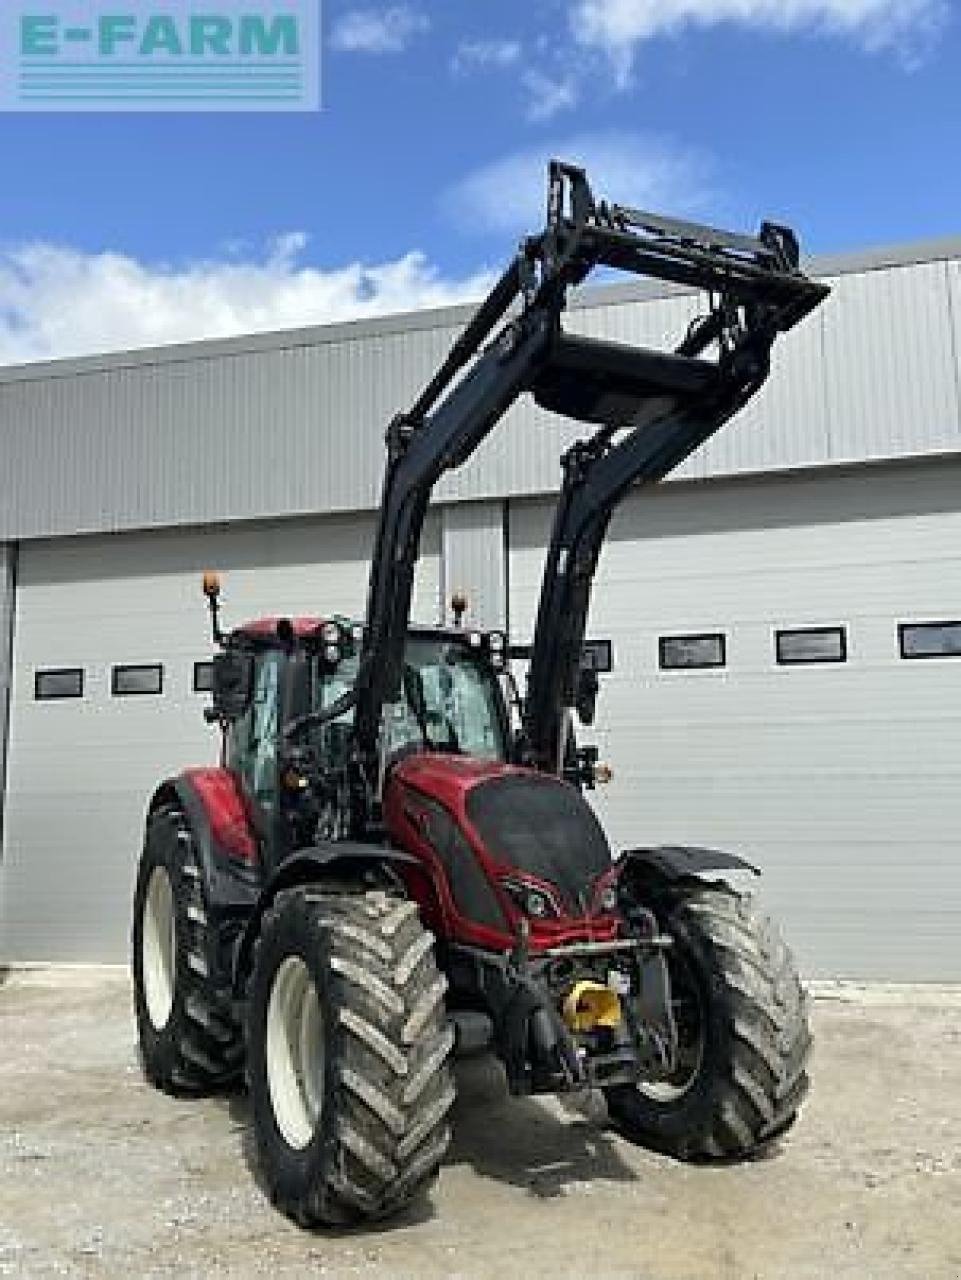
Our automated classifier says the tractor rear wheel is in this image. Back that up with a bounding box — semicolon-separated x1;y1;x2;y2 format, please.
606;878;811;1159
132;804;243;1093
247;887;455;1227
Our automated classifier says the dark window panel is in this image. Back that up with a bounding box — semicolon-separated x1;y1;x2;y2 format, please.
659;633;726;670
776;627;847;665
35;668;84;701
112;664;164;696
193;661;214;693
899;621;961;660
580;639;613;674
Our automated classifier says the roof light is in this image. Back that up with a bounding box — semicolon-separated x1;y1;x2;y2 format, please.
451;592;468;627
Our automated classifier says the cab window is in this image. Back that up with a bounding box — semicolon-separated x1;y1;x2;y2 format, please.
229;650;283;811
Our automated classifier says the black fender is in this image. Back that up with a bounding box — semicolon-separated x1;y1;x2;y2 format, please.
231;842;418;997
620;845;760;881
615;845;759;917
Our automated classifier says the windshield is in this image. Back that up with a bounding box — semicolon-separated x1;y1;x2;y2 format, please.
309;636;507;764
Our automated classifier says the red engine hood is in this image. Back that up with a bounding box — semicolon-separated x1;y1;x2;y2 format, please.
386;752;530;811
383;751;621;953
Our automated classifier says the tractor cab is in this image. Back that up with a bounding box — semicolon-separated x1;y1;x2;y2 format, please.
205;600;513;876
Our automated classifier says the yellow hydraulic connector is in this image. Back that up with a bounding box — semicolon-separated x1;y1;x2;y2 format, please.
562;981;622;1033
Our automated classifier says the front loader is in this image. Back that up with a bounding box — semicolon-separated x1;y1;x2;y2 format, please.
513;167;825;1157
131;162;828;1226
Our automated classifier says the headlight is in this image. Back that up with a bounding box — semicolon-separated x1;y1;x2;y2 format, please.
600;885;618;913
525;889;550;919
501;877;561;920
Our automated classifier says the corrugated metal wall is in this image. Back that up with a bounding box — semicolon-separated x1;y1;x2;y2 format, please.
440;502;506;631
1;244;959;543
0;544;14;843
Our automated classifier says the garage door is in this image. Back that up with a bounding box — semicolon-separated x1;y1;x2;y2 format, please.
0;511;441;963
509;460;961;981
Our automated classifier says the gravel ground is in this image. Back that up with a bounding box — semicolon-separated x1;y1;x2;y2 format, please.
1;968;959;1280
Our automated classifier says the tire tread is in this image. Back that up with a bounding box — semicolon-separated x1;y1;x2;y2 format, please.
249;888;454;1227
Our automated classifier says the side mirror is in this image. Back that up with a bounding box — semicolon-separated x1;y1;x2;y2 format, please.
210;650;253;720
574;667;599;725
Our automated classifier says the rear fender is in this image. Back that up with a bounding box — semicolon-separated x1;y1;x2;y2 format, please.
231;843;419;997
147;770;261;911
146;771;261;992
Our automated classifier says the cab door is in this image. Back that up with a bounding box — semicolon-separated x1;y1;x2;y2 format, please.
226;649;285;870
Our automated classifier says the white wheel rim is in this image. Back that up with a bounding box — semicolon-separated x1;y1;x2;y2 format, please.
142;866;176;1031
266;956;325;1150
639;958;705;1103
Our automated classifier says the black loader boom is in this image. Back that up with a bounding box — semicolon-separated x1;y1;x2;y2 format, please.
518;167;829;776
290;159;827;830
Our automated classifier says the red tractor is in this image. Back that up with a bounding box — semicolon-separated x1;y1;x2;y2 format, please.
132;163;828;1226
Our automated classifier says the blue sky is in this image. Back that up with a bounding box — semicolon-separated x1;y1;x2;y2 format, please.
1;0;959;363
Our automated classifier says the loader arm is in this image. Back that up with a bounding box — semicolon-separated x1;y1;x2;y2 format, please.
287;161;827;830
519;207;830;775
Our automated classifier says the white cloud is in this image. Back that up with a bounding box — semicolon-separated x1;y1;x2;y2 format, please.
452;38;523;74
0;236;493;367
450;39;579;121
329;5;429;54
522;68;579;120
571;0;948;78
442;133;713;238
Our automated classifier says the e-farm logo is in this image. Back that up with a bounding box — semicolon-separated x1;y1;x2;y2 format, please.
2;2;320;111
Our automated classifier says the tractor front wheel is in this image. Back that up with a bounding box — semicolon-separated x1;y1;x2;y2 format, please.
606;878;811;1159
247;887;455;1226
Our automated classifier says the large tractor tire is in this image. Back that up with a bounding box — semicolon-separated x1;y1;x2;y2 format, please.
247;887;455;1227
607;878;811;1159
132;804;244;1093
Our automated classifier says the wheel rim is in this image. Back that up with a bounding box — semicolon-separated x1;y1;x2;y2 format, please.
266;956;325;1150
639;952;706;1103
142;866;176;1031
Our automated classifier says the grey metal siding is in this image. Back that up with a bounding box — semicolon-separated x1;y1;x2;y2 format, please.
0;544;14;844
1;243;960;542
440;501;507;630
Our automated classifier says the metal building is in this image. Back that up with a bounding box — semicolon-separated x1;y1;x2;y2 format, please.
2;237;960;979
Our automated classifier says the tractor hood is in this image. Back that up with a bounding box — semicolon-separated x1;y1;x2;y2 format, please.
384;753;616;941
387;752;520;811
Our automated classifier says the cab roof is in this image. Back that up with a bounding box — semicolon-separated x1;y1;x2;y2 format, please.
231;618;496;648
235;617;333;640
